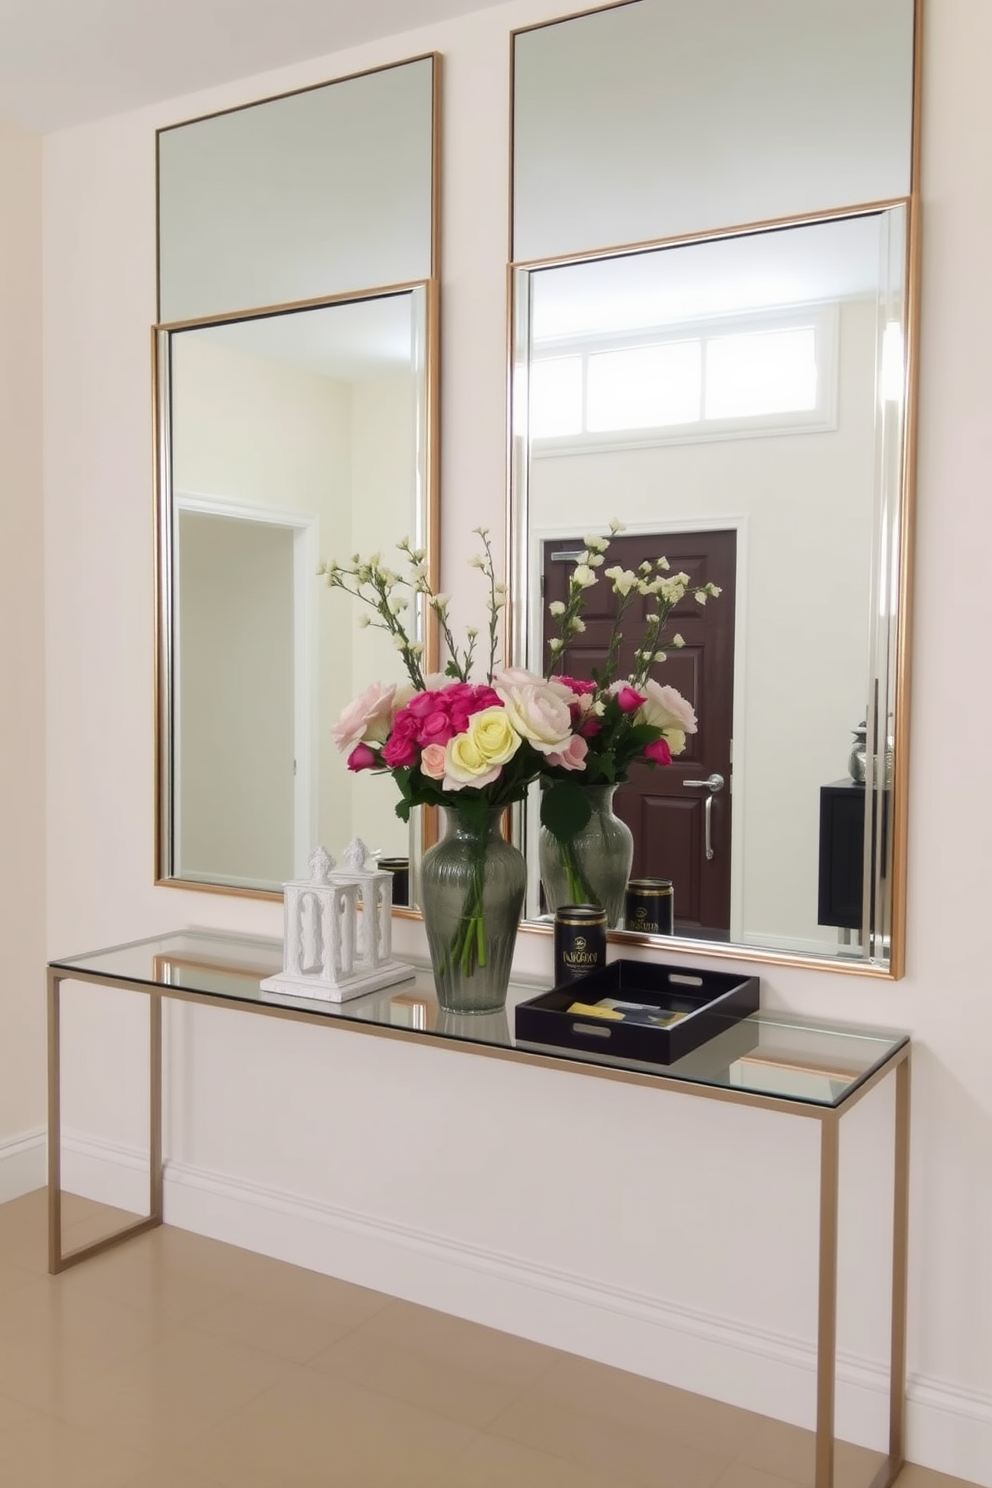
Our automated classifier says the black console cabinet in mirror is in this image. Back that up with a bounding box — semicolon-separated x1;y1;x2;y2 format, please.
818;781;866;932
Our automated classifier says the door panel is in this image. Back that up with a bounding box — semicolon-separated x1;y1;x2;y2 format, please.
543;529;736;934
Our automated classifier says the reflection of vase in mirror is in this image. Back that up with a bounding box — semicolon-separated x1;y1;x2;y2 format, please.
421;806;526;1014
848;724;868;784
539;784;633;930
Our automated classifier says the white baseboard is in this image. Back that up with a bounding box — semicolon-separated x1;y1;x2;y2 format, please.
0;1127;46;1204
57;1131;992;1488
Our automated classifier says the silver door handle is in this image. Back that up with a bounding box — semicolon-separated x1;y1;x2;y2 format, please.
684;774;725;792
684;774;723;861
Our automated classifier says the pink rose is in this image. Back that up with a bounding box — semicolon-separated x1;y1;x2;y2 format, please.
546;734;589;771
420;743;447;779
331;682;397;753
347;742;378;772
612;684;646;714
644;737;673;766
578;713;602;738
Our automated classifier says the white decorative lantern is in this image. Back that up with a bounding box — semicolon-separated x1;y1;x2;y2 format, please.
260;842;414;1002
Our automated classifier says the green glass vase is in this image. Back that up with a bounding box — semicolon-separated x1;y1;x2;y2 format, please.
421;805;526;1013
538;782;634;929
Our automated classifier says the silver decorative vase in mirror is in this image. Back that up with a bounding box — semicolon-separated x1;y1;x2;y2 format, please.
539;783;634;930
421;805;526;1014
849;723;868;784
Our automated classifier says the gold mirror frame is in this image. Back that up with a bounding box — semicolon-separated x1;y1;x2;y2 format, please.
506;3;923;979
153;55;442;902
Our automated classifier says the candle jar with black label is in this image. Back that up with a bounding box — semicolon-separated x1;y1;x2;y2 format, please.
625;879;674;935
554;904;608;985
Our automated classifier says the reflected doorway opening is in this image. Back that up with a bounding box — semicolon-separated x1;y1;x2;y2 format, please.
174;494;318;890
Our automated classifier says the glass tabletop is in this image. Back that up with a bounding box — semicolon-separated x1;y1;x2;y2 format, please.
50;930;909;1108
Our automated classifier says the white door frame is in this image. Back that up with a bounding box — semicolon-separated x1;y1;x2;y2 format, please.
174;491;319;881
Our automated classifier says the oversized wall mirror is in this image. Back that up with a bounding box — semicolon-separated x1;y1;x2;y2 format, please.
510;2;920;975
156;57;440;898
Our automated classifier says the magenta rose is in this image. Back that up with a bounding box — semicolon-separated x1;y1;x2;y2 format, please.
382;715;420;768
613;684;646;714
347;742;378;772
644;737;672;766
557;675;596;697
419;711;456;746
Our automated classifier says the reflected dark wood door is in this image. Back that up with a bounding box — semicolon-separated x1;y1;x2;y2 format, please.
542;530;736;936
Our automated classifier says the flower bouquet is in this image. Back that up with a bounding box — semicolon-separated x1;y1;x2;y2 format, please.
537;523;721;926
321;531;592;1011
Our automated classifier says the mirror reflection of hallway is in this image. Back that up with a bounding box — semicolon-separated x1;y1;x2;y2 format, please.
176;508;297;889
541;530;736;938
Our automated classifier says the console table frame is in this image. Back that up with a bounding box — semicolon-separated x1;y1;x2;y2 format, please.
46;958;910;1488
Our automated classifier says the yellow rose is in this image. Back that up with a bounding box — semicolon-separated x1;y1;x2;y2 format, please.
469;707;521;766
444;707;521;789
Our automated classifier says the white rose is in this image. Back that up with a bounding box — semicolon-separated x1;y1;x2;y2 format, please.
495;679;574;754
638;679;698;736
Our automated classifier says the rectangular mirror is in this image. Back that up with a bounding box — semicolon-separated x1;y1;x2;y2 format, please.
511;208;909;970
155;54;440;900
511;0;920;975
156;287;435;895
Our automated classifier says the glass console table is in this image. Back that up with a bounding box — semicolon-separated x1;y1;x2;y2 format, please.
47;930;910;1488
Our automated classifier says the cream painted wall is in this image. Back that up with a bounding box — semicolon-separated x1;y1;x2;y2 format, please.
0;119;45;1177
32;1;992;1482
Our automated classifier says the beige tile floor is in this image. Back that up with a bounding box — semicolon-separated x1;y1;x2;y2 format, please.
0;1190;980;1488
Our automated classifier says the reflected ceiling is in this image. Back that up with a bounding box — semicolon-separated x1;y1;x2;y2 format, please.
530;216;887;342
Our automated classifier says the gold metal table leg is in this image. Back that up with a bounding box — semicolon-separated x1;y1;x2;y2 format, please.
815;1111;840;1488
47;970;63;1275
47;977;165;1274
874;1051;911;1488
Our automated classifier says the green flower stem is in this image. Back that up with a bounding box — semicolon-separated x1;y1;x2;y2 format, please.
559;837;596;906
438;832;489;979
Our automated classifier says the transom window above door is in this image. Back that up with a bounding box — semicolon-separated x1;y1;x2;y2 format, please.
528;307;838;450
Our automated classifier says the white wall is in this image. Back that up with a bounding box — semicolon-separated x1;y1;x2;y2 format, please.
173;333;354;863
171;335;416;868
177;511;296;883
347;372;420;861
29;1;992;1483
0;119;45;1195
